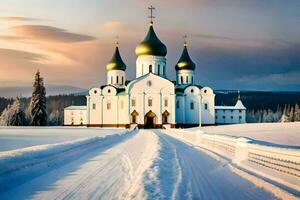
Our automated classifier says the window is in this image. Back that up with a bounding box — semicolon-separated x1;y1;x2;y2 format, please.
192;76;194;84
148;97;153;107
120;101;124;109
204;103;208;110
149;65;153;73
111;76;113;84
116;76;119;84
92;104;96;110
147;81;152;87
163;66;165;76
223;116;225;119
190;101;194;110
164;99;168;107
158;64;160;75
204;89;207;93
176;100;180;109
181;76;183;84
239;116;242;119
132;99;136;107
107;101;111;110
216;116;218;119
94;90;97;94
122;76;124;85
191;89;194;93
239;110;242;113
231;116;233;119
108;89;111;93
186;76;189;83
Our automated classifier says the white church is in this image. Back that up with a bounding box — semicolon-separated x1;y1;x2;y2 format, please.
64;8;246;128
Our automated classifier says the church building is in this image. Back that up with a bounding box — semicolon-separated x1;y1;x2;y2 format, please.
64;7;246;128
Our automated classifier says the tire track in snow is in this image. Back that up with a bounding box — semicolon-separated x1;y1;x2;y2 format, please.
149;130;277;200
0;130;159;200
144;130;184;200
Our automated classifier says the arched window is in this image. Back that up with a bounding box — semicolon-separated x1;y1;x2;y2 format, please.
163;66;165;76
122;76;124;85
190;101;194;110
149;65;153;73
116;76;119;84
186;76;189;83
148;97;153;107
107;101;111;110
204;103;208;110
158;64;160;75
181;76;183;84
164;98;168;107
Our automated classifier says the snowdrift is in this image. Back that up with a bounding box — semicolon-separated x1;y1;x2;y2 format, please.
164;129;300;197
0;129;134;192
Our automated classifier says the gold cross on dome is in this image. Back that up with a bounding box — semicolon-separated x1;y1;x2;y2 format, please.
183;35;188;47
115;36;119;47
148;5;155;23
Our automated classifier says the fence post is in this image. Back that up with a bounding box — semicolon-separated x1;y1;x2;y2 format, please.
233;137;251;165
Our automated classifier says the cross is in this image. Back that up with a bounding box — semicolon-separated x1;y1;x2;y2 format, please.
183;35;188;47
148;5;155;23
115;36;119;47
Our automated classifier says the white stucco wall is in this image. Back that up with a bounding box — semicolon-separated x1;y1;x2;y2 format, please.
177;69;195;85
215;109;246;124
127;73;175;125
136;55;167;78
107;70;126;86
64;107;87;125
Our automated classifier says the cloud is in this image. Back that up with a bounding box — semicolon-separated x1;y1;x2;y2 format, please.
0;48;46;62
10;25;96;43
0;16;38;22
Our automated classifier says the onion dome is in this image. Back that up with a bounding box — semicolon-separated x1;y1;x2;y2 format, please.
135;23;167;57
175;42;196;71
106;45;126;71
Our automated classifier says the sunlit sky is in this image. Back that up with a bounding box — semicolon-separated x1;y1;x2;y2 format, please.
0;0;299;91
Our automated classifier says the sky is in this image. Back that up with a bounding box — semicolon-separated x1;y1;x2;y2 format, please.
0;0;299;91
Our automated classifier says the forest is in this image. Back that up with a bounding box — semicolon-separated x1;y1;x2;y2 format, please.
0;90;299;125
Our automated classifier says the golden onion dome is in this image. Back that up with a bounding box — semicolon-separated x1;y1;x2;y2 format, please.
135;24;167;57
106;46;127;71
175;44;196;71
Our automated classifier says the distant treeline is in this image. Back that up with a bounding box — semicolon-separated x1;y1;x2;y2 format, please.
215;91;300;112
0;91;299;125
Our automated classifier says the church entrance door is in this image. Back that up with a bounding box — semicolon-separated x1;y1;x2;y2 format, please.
144;111;157;129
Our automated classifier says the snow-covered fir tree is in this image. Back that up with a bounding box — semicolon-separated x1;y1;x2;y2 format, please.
0;98;27;126
29;70;48;126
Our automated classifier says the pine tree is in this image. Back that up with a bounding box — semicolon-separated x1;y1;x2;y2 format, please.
0;98;27;126
10;98;27;126
294;104;300;121
30;70;48;126
0;106;12;126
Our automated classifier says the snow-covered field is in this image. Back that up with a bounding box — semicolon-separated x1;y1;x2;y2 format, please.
0;127;287;200
191;122;300;147
0;127;125;151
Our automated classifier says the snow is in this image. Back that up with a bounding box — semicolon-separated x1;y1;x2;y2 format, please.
0;127;125;151
192;122;300;147
0;129;290;199
144;130;275;200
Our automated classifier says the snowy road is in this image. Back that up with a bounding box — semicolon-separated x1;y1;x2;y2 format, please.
146;130;275;200
0;129;276;200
